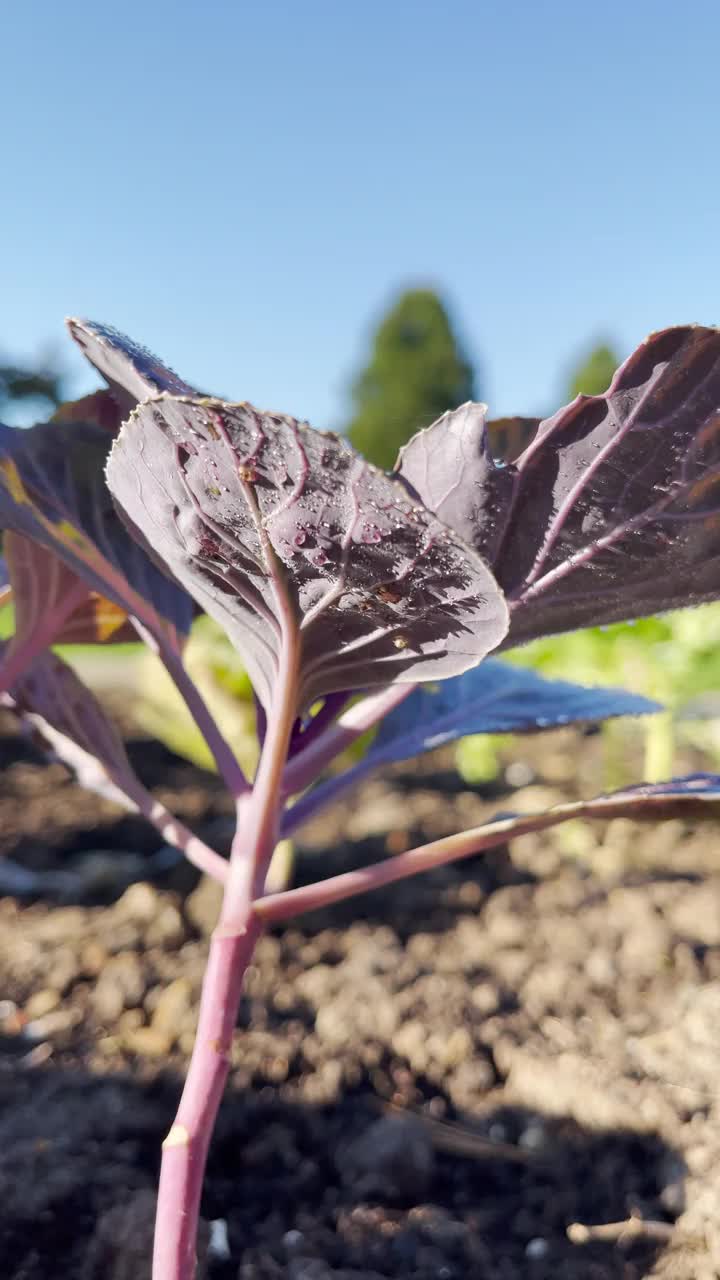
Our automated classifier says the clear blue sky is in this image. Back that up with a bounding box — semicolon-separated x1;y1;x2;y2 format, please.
2;0;719;429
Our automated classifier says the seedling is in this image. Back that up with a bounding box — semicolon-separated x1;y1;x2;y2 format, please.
2;320;720;1278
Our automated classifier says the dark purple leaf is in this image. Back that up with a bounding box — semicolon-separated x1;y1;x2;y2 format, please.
1;645;229;881
1;644;138;807
5;530;134;643
0;531;136;692
67;318;195;417
396;327;720;644
52;388;125;434
0;410;192;653
107;397;509;711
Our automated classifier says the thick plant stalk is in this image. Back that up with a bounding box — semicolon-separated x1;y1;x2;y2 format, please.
152;639;299;1280
153;907;262;1278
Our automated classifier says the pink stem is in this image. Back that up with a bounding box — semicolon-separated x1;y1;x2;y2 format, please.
153;627;300;1279
152;911;262;1278
254;805;579;923
281;683;413;796
124;782;229;883
134;620;250;797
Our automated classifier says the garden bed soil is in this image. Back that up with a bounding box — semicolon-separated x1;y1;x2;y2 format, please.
1;713;720;1278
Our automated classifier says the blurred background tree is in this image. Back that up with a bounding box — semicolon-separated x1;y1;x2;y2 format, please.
0;353;65;422
568;342;619;398
347;288;477;469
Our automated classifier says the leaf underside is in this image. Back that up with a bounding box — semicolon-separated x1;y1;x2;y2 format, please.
282;660;660;833
5;531;135;646
0;413;192;650
397;327;720;643
107;396;509;711
368;659;660;764
66;318;195;416
0;645;138;808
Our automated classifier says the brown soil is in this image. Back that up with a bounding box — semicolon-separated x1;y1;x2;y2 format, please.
1;713;720;1279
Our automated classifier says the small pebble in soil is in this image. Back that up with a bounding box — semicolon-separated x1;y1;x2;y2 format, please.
525;1237;549;1259
283;1229;306;1255
208;1218;230;1261
519;1121;547;1150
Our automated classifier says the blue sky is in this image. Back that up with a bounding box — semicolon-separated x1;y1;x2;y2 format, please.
2;0;719;429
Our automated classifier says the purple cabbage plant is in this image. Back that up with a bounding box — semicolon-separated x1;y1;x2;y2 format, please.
2;320;720;1278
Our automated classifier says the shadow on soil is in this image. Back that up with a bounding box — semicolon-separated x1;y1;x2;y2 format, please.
0;1059;683;1280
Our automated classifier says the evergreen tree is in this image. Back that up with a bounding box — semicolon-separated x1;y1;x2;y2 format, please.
568;342;619;399
0;357;64;419
348;289;476;469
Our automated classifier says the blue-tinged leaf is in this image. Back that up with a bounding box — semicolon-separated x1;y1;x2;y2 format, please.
281;663;659;834
368;660;659;766
519;772;720;824
67;318;195;415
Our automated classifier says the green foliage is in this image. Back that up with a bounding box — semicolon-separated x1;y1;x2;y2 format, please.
348;289;476;469
458;606;720;787
506;609;720;709
568;342;620;398
115;617;258;775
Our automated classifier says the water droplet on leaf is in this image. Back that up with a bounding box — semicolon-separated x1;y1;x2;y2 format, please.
361;523;382;544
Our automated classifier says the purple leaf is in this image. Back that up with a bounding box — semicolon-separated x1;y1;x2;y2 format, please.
1;645;139;807
52;388;126;434
363;660;659;761
107;397;509;711
0;410;192;653
282;661;659;833
396;402;516;567
0;531;137;693
67;318;195;417
6;530;135;643
499;772;720;825
396;327;720;643
1;646;229;881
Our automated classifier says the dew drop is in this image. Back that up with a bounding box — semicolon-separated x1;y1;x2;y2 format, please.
393;635;409;650
293;530;307;548
361;523;382;544
311;549;329;567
